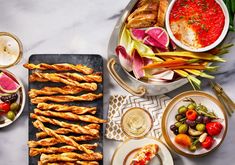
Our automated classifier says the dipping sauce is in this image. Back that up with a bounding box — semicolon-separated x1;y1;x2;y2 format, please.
170;0;225;49
0;32;22;68
121;107;153;138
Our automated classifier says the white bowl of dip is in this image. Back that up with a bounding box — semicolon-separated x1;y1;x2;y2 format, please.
165;0;229;52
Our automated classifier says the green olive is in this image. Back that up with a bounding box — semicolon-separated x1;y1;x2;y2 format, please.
178;106;187;114
6;111;15;121
175;122;182;128
196;123;205;132
189;145;197;152
187;103;196;110
178;124;188;134
175;114;184;121
196;104;208;112
10;103;20;112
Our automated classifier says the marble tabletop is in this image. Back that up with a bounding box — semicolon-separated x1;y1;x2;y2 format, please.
0;0;235;165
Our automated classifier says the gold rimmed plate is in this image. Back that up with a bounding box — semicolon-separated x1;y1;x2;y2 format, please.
0;69;26;128
161;91;228;157
111;137;174;165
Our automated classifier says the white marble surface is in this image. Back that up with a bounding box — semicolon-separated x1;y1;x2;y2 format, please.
0;0;235;165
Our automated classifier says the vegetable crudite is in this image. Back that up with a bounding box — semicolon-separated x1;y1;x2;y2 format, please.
113;0;233;92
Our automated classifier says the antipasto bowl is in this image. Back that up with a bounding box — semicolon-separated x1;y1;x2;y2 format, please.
161;91;227;157
107;0;230;96
0;69;26;128
165;0;229;52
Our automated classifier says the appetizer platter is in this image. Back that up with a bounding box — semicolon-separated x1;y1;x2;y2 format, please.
111;137;174;165
162;91;227;157
0;69;25;128
107;0;233;96
25;54;106;165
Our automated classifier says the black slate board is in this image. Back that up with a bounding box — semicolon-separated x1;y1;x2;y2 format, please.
28;54;103;165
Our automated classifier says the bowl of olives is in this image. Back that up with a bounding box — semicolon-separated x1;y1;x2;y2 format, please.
161;91;227;157
0;69;26;128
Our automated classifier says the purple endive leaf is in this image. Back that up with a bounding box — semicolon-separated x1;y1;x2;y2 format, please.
150;70;174;81
143;57;153;66
132;50;145;79
116;45;133;72
130;28;146;41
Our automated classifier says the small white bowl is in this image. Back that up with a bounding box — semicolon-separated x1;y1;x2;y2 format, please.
161;91;228;157
0;70;26;128
165;0;229;52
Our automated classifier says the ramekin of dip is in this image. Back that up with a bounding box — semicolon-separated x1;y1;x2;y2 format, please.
0;32;23;68
165;0;229;52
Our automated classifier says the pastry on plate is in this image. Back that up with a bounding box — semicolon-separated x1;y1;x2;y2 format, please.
131;144;159;165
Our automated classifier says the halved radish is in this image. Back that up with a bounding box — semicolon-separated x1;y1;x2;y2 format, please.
0;72;20;93
130;28;146;41
143;36;167;50
145;27;169;47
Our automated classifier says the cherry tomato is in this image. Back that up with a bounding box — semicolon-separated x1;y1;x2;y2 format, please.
206;122;223;136
201;136;214;149
186;109;198;121
0;102;10;114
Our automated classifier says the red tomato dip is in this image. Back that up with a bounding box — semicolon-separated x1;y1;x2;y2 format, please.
170;0;225;48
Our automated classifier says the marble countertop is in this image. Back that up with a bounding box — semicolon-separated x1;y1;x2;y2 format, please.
0;0;235;164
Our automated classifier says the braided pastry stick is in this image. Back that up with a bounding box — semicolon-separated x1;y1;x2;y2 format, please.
28;136;99;148
36;124;100;139
34;109;106;123
31;93;103;104
37;103;97;115
29;137;97;149
30;145;91;156
40;152;103;164
33;120;94;154
30;72;102;83
38;160;99;165
29;86;89;98
62;73;102;83
30;73;97;91
28;137;98;148
23;63;93;75
30;114;99;136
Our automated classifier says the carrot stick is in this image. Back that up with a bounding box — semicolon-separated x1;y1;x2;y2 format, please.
167;65;206;70
143;59;186;69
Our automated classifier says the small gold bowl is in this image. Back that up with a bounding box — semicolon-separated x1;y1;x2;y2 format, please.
121;107;153;139
0;32;23;69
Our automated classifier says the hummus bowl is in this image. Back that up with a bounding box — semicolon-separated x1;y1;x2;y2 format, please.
165;0;229;52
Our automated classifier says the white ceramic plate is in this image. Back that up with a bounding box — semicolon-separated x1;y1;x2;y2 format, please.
111;137;174;165
0;69;26;128
165;0;229;52
162;91;228;157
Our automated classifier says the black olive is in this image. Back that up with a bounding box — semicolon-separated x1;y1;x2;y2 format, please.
0;93;18;103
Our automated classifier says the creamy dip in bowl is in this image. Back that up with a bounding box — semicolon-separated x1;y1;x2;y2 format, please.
165;0;229;52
